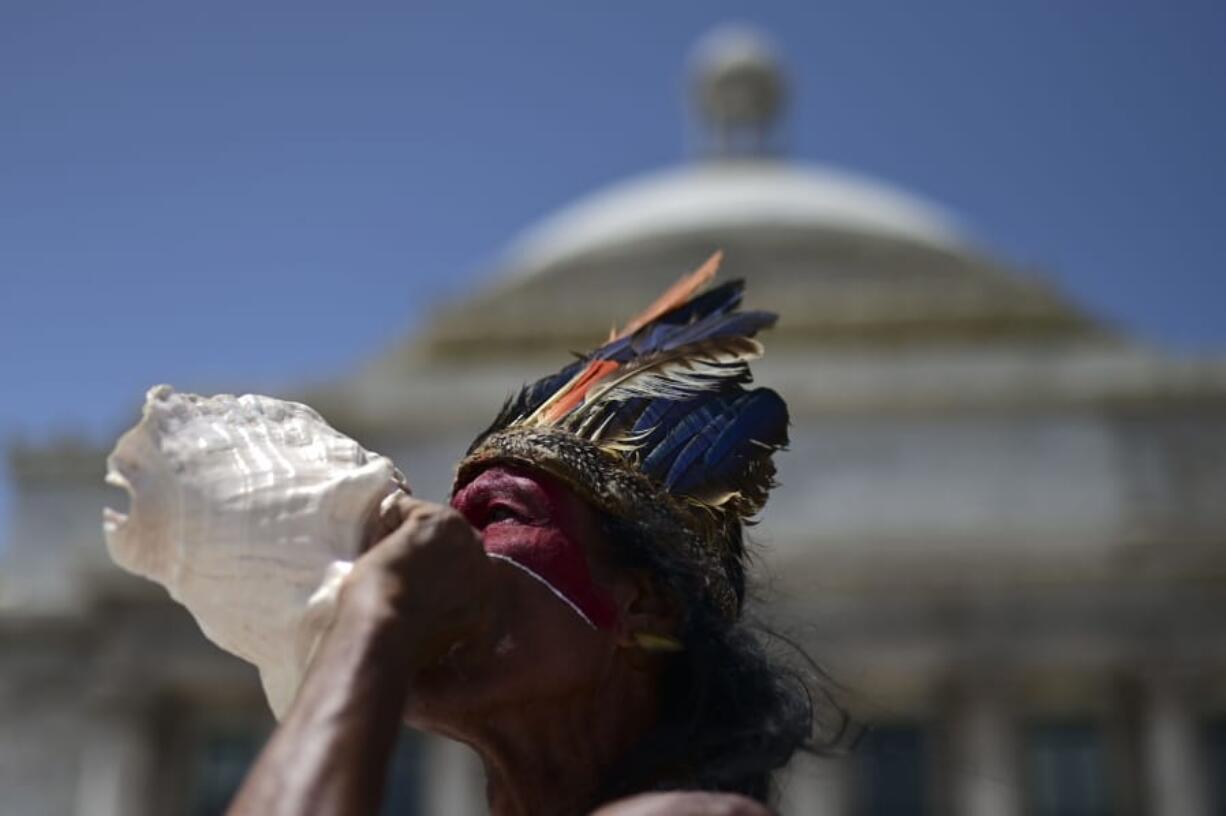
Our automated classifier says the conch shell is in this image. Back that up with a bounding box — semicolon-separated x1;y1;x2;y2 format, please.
103;385;407;718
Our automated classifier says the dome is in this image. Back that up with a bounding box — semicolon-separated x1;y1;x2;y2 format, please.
504;159;969;278
409;26;1097;360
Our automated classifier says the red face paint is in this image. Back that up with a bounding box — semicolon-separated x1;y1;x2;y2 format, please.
451;466;618;630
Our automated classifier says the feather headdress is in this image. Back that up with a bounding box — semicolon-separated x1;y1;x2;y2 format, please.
453;252;788;620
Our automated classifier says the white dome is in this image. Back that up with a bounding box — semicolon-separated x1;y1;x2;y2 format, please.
504;160;970;276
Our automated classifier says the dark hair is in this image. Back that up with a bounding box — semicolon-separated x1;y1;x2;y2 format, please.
593;513;856;806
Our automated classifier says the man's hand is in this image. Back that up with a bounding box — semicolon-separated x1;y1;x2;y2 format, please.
591;791;773;816
340;493;495;670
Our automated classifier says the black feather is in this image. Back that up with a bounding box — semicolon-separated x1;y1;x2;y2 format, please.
468;356;586;452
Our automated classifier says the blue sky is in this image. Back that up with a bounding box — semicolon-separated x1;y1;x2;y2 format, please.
2;2;1225;531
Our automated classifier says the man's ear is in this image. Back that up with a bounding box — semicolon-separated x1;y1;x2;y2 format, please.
609;569;682;648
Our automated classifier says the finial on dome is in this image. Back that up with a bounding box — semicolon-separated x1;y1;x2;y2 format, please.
689;24;788;159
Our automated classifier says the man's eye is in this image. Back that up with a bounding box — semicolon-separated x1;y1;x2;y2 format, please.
487;505;521;524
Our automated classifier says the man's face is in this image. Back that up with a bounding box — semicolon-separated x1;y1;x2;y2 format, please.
404;465;625;728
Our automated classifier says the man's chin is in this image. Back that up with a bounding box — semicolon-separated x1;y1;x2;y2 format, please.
402;670;495;738
402;646;490;723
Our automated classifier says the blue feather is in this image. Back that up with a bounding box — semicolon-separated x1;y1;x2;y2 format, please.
663;403;741;489
631;394;706;452
667;390;788;494
629;321;680;356
703;389;789;468
666;278;745;320
640;395;738;479
663;310;777;351
593;280;747;362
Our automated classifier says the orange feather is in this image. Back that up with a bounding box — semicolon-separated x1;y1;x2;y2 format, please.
619;250;723;338
533;251;723;425
538;360;619;423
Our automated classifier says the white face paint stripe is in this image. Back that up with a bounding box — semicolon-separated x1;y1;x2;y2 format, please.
486;552;598;630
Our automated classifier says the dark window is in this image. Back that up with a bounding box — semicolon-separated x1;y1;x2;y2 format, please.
380;729;423;816
185;721;421;816
188;726;268;816
1026;722;1111;816
855;723;930;816
1208;718;1226;816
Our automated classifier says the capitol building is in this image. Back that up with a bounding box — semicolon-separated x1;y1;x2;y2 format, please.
3;28;1225;816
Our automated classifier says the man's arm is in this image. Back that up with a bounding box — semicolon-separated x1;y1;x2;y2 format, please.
225;598;417;815
226;496;491;816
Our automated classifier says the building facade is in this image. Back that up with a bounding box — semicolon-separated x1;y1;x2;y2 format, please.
3;28;1225;816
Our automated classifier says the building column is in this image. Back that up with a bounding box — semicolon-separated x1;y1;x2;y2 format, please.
1142;679;1210;816
948;686;1022;816
420;734;487;815
73;707;154;816
777;752;853;816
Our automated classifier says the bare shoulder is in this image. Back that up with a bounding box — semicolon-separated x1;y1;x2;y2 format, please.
590;791;772;816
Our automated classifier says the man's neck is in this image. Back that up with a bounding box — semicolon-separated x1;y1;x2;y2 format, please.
460;676;658;816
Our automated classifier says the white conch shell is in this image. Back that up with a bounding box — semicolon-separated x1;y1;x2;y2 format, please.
103;385;407;718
